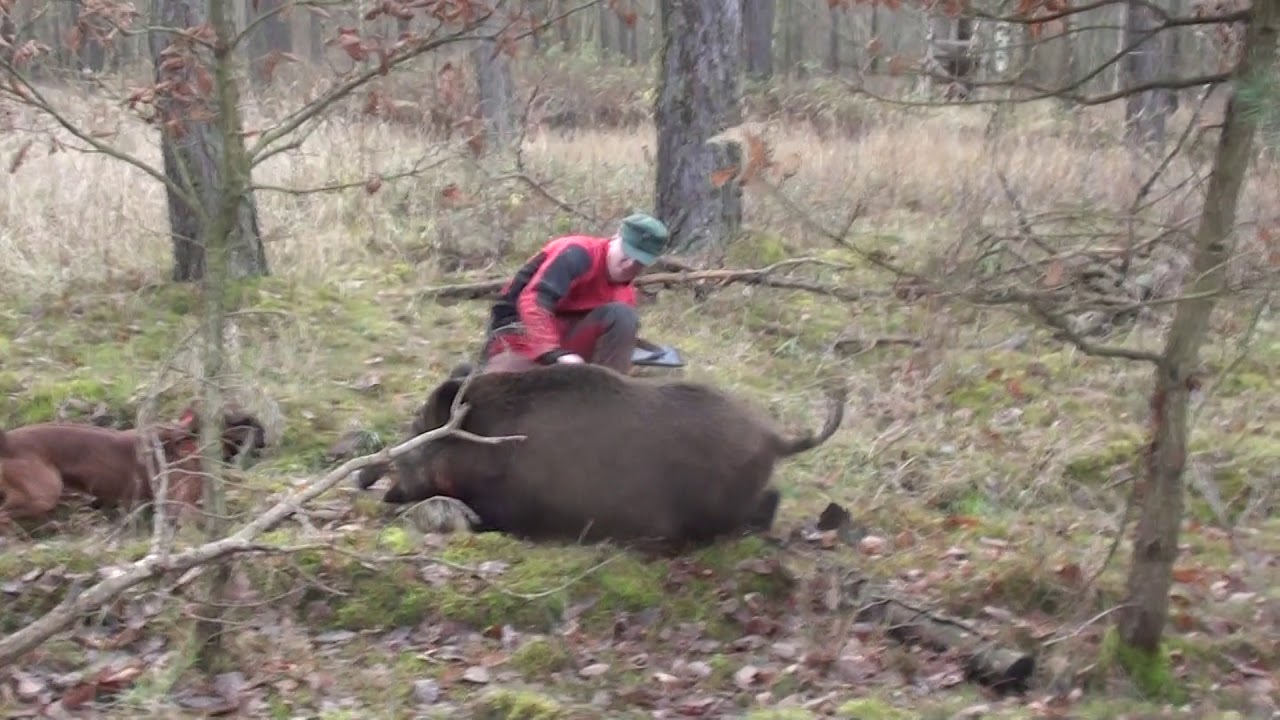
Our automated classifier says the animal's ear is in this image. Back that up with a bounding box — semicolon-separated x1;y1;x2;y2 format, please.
425;378;466;428
447;361;475;381
178;406;198;429
155;425;191;447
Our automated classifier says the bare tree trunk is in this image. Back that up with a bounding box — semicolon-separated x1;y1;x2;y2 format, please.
0;6;15;65
471;9;517;155
597;1;612;56
309;10;325;62
529;0;545;52
826;2;840;73
781;0;794;76
244;0;292;84
654;0;743;256
742;0;774;80
70;0;108;73
557;0;573;50
620;9;637;64
1122;0;1175;145
1117;0;1279;659
150;0;268;283
868;5;880;73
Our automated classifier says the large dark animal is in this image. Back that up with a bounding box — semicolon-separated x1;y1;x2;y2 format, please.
357;363;846;547
0;408;267;527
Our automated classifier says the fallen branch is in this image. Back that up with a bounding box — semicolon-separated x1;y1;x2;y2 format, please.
857;596;1036;693
0;404;525;668
414;257;871;303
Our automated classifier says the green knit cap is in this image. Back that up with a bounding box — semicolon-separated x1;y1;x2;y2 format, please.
619;212;669;266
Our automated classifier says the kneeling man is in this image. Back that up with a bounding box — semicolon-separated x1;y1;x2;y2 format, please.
480;212;670;375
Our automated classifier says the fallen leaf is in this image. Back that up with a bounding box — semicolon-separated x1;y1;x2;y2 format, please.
858;535;887;555
736;558;776;575
1044;257;1065;286
13;672;45;700
1054;562;1084;587
676;695;719;716
652;671;680;686
835;654;880;683
682;660;713;679
710;165;739;188
352;372;382;393
944;515;982;530
1171;566;1206;585
412;679;440;703
579;663;610;678
771;642;799;661
177;694;240;714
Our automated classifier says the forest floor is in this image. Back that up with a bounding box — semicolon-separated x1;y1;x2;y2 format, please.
1;72;1278;719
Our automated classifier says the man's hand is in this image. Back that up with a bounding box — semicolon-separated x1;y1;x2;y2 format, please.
556;353;586;364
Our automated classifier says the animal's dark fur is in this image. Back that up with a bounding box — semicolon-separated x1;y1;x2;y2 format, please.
371;363;846;548
353;360;473;491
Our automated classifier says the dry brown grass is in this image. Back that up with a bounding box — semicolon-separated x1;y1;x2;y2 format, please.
6;81;1278;295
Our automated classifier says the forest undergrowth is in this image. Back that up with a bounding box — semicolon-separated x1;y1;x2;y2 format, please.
0;64;1277;718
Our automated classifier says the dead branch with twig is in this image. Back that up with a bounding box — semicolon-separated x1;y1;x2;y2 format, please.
413;256;879;305
0;395;526;668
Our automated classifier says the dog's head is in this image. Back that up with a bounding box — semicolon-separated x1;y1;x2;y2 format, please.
174;404;268;462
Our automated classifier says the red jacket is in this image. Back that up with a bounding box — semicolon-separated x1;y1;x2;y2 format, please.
486;235;636;362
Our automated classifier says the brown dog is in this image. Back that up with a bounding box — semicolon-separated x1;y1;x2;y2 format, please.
0;407;266;527
362;363;846;548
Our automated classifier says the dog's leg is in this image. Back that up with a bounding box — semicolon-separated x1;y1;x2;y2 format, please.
0;458;64;527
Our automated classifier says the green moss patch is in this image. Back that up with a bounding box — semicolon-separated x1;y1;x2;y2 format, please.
264;531;792;635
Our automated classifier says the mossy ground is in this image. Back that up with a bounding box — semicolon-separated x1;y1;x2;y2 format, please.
4;258;1276;717
3;61;1279;718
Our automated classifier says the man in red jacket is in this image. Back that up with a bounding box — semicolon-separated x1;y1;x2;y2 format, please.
479;212;670;375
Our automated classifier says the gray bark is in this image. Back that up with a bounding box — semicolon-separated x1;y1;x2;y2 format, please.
0;7;14;65
244;0;292;84
597;2;612;55
1122;0;1176;145
150;0;268;282
742;0;774;79
826;2;840;73
654;0;744;256
471;12;517;155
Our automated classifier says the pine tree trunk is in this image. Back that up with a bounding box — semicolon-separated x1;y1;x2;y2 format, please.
1118;0;1279;655
742;0;774;80
149;0;268;282
654;0;743;256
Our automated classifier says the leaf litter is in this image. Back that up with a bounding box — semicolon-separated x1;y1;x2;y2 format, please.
2;502;1277;717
